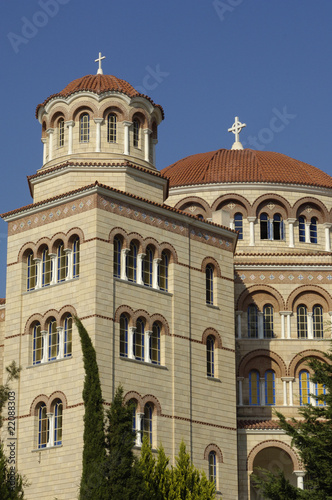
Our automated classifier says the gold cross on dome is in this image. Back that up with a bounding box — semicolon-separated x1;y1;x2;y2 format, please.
95;52;106;75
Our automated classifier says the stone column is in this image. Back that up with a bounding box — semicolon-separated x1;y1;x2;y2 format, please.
128;327;136;359
137;254;146;285
41;330;48;363
247;217;256;246
305;222;310;243
329;312;332;338
230;218;235;230
293;471;305;489
46;128;54;161
286;312;292;339
94;118;104;152
289;378;294;406
279;312;286;339
41;138;47;165
49;253;57;285
65;120;74;155
324;223;332;251
120;248;130;281
281;378;287;406
236;311;242;338
144;330;152;363
47;413;54;447
65;249;73;280
258;312;264;339
57;326;64;360
135;412;144;447
287;218;296;248
153;258;161;289
143;129;152;162
237;377;244;406
152;138;158;166
123;121;132;155
308;311;313;339
34;258;42;289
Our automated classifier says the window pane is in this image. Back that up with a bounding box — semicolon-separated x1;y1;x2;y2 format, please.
120;315;128;357
273;214;282;240
42;249;51;287
33;324;42;364
208;452;216;485
159;251;169;291
38;404;48;448
206;336;214;377
143;247;153;287
126;243;137;282
80;114;90;142
206;265;214;305
297;305;308;338
249;370;260;405
73;238;80;278
57;242;67;282
48;319;58;360
265;370;275;405
64;315;72;357
313;305;323;338
143;404;152;445
107;113;117;143
263;304;274;338
260;213;268;240
54;401;63;445
310;217;317;243
248;305;258;338
113;237;121;278
59;119;64;147
27;252;37;291
134;319;144;361
133;119;139;147
299;370;310;405
299;216;305;242
234;213;243;240
151;323;160;365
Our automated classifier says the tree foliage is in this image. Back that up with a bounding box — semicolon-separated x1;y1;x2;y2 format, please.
252;347;332;500
74;317;107;500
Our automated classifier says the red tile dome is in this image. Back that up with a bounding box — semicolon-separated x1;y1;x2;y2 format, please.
36;74;164;118
161;149;332;189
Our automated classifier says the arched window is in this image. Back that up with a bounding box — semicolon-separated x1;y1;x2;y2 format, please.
247;305;258;338
265;370;275;405
234;213;243;240
273;213;284;240
158;250;169;291
38;403;48;449
73;237;80;278
313;305;323;338
310;217;317;243
143;403;153;445
315;382;326;406
143;246;153;287
126;242;137;282
113;236;122;278
206;264;214;305
64;315;72;358
299;216;306;242
33;323;42;365
151;323;161;365
208;451;217;485
107;113;117;143
54;400;63;446
299;370;310;405
206;335;215;377
263;304;274;338
297;305;308;338
80;113;90;143
129;399;138;438
260;213;269;240
58;118;64;147
134;319;144;361
42;248;51;287
249;370;260;405
57;242;67;282
119;314;128;358
48;318;58;361
27;251;37;291
133;119;140;147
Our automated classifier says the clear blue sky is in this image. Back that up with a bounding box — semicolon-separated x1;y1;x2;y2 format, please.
0;0;331;296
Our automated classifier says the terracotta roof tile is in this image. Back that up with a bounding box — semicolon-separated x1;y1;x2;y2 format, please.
0;298;5;305
161;149;332;189
237;419;294;430
36;74;164;119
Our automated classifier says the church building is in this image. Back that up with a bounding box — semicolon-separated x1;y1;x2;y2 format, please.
1;56;331;499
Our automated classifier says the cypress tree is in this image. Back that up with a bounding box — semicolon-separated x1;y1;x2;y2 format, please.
138;436;171;499
74;317;107;500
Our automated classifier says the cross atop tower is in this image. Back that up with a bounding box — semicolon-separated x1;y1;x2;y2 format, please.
95;52;106;75
228;116;246;150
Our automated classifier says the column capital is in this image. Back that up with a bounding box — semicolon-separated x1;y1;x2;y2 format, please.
143;128;152;135
328;311;332;317
123;120;132;127
279;311;293;316
247;216;256;223
293;471;306;477
287;218;297;224
65;120;75;127
323;223;332;229
236;311;243;316
281;377;295;382
41;137;47;144
46;128;54;135
122;248;130;255
237;376;244;381
94;118;104;124
129;326;137;333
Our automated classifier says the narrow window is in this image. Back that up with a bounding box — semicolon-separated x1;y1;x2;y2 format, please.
158;250;169;291
143;403;153;445
206;264;214;305
42;249;51;287
263;304;274;338
58;118;64;147
249;370;260;405
273;213;283;240
48;318;58;361
64;315;72;357
38;404;48;449
57;242;67;282
133;119;139;147
208;451;217;485
151;323;161;365
73;237;80;278
134;318;144;361
247;305;258;338
33;323;42;365
80;113;90;143
107;113;117;143
265;370;275;405
113;237;122;278
27;252;37;291
129;399;137;437
313;305;323;338
315;382;326;406
297;305;308;338
54;400;63;446
234;213;243;240
119;314;128;358
206;335;215;377
299;370;310;405
143;246;153;287
260;213;269;240
299;216;305;242
310;217;317;243
126;242;137;282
